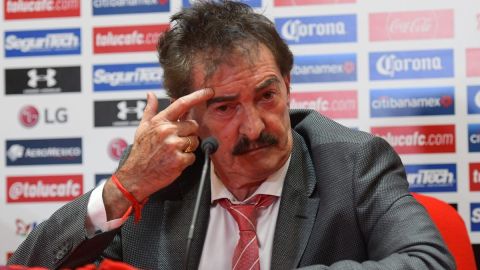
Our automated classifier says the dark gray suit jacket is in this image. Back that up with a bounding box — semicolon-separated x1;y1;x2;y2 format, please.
8;109;455;269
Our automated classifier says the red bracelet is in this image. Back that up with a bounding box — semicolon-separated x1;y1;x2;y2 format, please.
111;174;148;223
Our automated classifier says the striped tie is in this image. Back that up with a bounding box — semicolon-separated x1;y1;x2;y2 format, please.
217;194;277;270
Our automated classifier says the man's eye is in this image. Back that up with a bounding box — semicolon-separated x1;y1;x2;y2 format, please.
215;104;233;113
262;91;275;100
216;105;228;111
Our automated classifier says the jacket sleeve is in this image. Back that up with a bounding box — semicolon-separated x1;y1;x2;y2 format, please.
300;136;456;270
7;146;134;269
7;190;122;269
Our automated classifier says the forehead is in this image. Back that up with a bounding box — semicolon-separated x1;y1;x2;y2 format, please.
191;44;280;90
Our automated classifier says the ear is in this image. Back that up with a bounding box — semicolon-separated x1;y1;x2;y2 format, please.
283;74;291;107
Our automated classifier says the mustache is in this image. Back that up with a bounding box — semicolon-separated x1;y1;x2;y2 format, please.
232;132;279;155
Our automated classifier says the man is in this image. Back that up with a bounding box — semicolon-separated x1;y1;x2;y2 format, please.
9;1;454;269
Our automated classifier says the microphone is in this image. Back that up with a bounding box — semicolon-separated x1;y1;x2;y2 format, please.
201;136;219;154
184;137;218;269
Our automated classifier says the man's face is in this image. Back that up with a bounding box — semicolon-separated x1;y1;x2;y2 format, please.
190;44;293;185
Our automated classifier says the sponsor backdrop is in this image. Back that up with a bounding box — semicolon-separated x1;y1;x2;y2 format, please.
1;0;479;266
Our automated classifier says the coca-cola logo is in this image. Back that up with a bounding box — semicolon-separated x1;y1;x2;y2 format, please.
477;13;480;31
369;10;453;41
388;17;435;34
108;138;128;160
19;105;39;127
7;175;83;203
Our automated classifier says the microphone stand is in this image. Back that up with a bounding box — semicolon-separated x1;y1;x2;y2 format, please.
184;137;218;270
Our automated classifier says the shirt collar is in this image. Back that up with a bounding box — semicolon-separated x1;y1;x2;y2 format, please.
210;155;291;204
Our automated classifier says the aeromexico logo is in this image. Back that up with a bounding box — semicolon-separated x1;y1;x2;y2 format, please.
405;163;456;192
275;14;357;44
6;138;82;166
4;28;81;57
369;49;453;80
291;54;356;83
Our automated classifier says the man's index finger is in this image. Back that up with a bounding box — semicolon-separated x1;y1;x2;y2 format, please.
162;88;214;121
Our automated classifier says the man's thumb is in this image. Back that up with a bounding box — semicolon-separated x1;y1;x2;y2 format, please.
142;92;158;122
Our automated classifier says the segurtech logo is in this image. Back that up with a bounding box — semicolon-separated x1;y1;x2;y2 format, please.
7;175;83;203
94;24;169;54
371;125;455;154
5;0;80;20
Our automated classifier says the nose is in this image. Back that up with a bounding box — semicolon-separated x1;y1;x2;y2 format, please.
238;106;265;141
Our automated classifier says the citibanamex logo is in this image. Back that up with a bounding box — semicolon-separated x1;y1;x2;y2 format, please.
108;138;128;160
19;105;39;127
7;175;83;203
343;61;355;74
440;95;453;108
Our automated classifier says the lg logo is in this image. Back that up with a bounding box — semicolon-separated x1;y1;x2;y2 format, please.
18;105;68;127
18;106;39;127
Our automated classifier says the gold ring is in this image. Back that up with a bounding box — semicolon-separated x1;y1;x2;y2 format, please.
184;136;194;153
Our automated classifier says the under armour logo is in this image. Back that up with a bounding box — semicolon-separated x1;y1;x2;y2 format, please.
27;68;57;88
117;101;146;120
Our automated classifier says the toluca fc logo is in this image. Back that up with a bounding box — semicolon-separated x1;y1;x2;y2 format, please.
7;175;83;203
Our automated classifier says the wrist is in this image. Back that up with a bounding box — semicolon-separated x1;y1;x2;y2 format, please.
114;169;149;202
103;179;131;221
110;174;149;223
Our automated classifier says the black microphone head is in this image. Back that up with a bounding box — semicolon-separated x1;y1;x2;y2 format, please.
201;137;219;154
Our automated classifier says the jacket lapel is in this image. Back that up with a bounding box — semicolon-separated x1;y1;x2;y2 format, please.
271;131;320;269
155;153;211;270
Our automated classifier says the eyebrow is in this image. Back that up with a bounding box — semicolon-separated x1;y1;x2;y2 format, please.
254;76;280;91
206;76;281;107
206;94;239;107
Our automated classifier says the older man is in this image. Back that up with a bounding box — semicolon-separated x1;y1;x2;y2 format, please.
9;1;454;269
